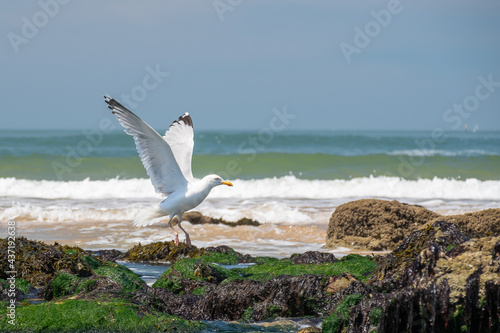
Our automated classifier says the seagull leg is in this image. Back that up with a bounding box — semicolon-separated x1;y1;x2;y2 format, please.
177;218;192;247
167;216;179;246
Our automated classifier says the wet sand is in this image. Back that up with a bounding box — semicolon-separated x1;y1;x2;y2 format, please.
1;218;354;258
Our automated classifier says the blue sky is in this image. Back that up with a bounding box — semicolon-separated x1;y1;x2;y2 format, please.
1;0;499;131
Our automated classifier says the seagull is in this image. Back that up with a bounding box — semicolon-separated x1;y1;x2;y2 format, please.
104;95;233;247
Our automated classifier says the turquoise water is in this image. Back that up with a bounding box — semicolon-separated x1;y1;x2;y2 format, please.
1;129;499;181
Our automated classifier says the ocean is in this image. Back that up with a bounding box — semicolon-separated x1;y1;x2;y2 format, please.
1;129;499;257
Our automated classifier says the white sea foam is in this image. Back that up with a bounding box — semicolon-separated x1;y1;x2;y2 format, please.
0;177;157;199
0;201;141;222
1;176;499;201
210;175;500;200
1;176;499;225
388;149;497;157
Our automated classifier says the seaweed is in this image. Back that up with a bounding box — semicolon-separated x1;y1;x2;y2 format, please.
0;299;206;332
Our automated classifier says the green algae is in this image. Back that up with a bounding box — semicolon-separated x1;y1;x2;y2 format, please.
153;258;235;293
249;256;279;265
51;272;99;298
192;286;206;295
227;254;376;283
241;306;254;323
15;279;32;295
81;255;104;270
322;294;365;333
49;262;144;299
0;299;206;333
267;305;282;318
52;271;90;298
369;307;382;327
153;253;376;295
0;278;32;295
200;249;243;265
94;263;144;293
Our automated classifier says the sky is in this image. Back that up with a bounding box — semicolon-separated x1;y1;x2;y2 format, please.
1;0;499;131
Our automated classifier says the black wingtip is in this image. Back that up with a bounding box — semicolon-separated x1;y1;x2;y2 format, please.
104;95;128;111
173;112;193;128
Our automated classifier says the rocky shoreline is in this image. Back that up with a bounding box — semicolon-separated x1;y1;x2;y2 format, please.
327;199;500;251
1;199;499;332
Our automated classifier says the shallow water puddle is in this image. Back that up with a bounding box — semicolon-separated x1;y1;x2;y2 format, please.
119;261;257;285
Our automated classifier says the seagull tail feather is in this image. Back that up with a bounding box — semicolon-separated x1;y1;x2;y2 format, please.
133;207;165;227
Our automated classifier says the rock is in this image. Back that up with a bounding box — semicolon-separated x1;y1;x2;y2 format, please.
205;245;254;263
334;223;500;333
369;220;470;291
146;252;376;321
438;208;500;238
291;251;337;264
88;249;124;262
123;240;206;263
183;211;260;227
370;276;500;333
326;273;358;294
169;274;337;321
0;237;204;332
326;199;500;251
326;199;440;251
0;237;101;289
0;237;146;302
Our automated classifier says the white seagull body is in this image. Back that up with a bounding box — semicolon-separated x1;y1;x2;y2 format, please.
105;95;233;246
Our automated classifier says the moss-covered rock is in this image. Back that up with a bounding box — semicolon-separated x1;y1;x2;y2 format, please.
370;220;470;290
153;258;233;294
0;237;102;289
333;222;500;333
146;250;377;322
123;241;206;263
0;298;206;333
322;294;365;333
0;237;149;304
226;254;375;283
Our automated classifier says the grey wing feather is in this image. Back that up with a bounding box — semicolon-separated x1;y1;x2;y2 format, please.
104;95;187;195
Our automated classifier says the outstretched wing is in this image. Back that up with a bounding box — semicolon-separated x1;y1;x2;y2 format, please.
104;95;187;195
163;113;194;182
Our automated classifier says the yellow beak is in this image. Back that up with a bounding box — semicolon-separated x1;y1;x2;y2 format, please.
221;180;233;187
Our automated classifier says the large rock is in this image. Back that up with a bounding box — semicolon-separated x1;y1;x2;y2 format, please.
326;199;500;251
0;237;146;302
326;199;440;251
147;252;376;321
444;208;500;238
323;220;500;333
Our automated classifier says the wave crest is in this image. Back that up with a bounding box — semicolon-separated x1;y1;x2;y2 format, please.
1;176;499;201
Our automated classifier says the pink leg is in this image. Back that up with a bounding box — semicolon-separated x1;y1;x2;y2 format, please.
178;218;192;248
168;216;180;246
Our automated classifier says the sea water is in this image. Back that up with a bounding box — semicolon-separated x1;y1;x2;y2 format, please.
0;129;499;257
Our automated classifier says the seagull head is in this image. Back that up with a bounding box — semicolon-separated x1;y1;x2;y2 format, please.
204;174;233;188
